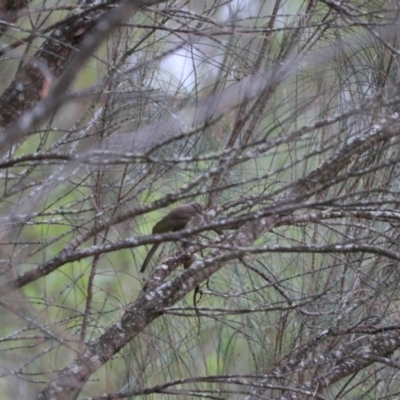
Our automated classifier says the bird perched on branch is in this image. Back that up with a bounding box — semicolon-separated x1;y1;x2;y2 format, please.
140;202;204;273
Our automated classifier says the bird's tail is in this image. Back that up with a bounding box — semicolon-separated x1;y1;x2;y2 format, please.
140;243;160;273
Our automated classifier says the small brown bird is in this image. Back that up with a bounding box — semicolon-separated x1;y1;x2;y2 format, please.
140;202;204;273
